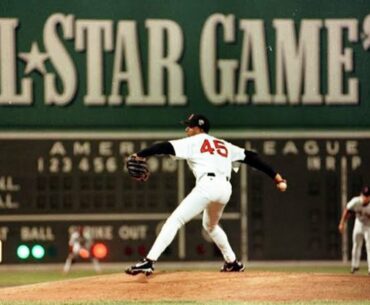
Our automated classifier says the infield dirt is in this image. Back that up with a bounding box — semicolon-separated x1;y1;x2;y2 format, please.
1;271;369;302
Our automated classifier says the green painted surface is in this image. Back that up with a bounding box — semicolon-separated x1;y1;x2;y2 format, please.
0;0;369;130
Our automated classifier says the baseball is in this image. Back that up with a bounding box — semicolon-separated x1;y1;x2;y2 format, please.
278;181;287;192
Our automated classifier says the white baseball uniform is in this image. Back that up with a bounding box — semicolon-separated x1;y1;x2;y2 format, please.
63;227;101;273
146;133;245;263
346;196;370;272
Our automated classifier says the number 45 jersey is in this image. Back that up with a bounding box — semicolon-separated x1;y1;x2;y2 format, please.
170;133;245;181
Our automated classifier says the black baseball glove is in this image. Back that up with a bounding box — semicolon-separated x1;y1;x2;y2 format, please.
126;154;150;182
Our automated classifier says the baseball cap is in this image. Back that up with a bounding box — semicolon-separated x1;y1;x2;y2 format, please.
362;186;370;196
181;114;210;133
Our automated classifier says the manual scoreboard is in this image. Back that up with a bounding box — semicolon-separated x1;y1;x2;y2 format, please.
0;132;369;263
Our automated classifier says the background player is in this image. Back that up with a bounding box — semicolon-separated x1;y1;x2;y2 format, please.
63;225;101;274
125;114;287;276
338;186;370;274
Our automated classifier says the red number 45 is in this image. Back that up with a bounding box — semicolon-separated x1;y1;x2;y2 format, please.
200;139;228;157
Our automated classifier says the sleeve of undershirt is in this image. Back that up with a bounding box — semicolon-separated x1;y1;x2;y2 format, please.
239;149;277;179
137;141;175;158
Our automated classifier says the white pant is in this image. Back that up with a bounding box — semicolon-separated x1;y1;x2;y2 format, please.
63;243;101;273
351;219;370;272
147;175;236;262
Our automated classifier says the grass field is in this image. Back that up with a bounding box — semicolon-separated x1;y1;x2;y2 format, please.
0;263;369;305
1;301;370;305
0;301;370;305
0;263;367;287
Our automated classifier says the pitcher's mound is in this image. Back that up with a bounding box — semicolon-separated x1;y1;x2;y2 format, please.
1;271;369;302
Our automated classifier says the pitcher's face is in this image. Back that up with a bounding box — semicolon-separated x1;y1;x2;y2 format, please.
185;126;201;137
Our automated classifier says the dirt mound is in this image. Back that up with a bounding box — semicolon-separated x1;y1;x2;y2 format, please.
1;271;369;302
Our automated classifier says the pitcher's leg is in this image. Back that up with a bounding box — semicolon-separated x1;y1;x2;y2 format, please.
202;202;236;263
147;188;209;261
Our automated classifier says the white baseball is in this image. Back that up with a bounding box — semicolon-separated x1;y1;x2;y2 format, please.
277;181;287;192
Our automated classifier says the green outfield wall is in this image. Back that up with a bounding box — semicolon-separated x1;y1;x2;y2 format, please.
1;0;370;130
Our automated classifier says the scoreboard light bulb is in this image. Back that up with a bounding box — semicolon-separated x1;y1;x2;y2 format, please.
137;245;147;256
31;244;45;259
196;244;206;255
17;244;30;259
47;245;57;257
124;246;133;256
91;243;108;259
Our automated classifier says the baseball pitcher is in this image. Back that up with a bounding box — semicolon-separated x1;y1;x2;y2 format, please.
125;114;287;276
338;186;370;274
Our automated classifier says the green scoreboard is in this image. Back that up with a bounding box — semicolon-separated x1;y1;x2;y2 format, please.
0;132;369;263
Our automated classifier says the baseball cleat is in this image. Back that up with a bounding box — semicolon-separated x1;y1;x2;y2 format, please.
350;267;360;274
125;258;154;276
220;260;245;272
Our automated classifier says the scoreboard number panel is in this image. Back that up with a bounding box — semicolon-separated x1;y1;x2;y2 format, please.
0;133;369;263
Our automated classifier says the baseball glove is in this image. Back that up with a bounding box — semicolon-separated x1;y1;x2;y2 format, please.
126;154;150;182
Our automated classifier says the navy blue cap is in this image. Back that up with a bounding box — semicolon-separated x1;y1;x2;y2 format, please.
181;114;210;133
